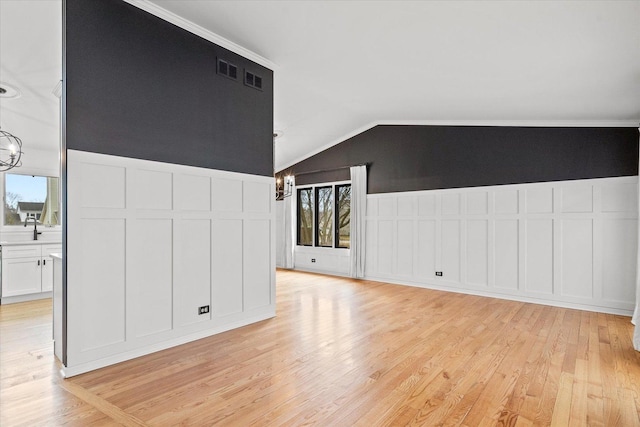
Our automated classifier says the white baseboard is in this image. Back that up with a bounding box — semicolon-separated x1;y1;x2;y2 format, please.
61;309;276;378
1;292;52;305
364;275;634;317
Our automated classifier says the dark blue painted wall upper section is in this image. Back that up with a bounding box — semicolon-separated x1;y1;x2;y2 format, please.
281;125;638;194
65;0;273;176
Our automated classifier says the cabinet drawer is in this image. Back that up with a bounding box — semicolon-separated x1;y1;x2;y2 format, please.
42;245;62;258
1;245;42;259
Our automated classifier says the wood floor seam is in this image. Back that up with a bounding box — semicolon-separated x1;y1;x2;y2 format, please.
59;379;148;427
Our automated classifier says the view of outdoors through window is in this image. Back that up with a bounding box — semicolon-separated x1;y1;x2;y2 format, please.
297;183;350;248
336;185;351;248
298;188;314;245
4;174;60;226
317;187;333;247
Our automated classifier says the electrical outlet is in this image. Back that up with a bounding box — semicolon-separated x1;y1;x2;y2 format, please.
198;305;210;315
435;271;443;277
311;258;316;263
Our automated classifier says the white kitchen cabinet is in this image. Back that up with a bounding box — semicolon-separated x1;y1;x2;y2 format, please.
0;243;62;303
1;257;42;296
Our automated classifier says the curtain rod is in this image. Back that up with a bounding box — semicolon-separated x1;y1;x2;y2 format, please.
284;162;369;177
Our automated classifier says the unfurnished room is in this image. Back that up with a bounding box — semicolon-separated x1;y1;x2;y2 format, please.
1;0;640;425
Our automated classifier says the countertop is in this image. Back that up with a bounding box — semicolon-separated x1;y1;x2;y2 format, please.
50;253;63;260
0;240;62;246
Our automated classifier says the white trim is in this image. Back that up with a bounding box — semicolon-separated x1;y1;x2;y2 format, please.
365;175;639;198
277;119;640;170
364;275;634;317
0;291;52;305
295;179;351;189
121;0;276;70
60;309;275;378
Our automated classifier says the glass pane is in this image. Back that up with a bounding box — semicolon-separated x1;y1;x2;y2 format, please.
317;187;333;247
4;174;60;226
337;185;351;248
297;188;314;245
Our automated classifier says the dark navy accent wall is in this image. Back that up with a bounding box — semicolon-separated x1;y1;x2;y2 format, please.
65;0;273;176
280;125;638;194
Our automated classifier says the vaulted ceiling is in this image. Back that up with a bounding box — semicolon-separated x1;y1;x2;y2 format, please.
1;1;639;170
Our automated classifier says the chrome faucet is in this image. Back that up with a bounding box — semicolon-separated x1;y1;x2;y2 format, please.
24;217;42;240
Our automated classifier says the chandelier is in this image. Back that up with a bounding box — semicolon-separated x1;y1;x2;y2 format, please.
0;128;23;171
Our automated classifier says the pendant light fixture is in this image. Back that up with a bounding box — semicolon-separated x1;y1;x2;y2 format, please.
0;127;22;171
0;83;23;171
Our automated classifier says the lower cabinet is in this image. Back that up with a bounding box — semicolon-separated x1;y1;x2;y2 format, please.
1;244;61;301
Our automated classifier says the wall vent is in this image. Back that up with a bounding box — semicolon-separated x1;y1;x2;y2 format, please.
244;70;263;90
217;58;238;80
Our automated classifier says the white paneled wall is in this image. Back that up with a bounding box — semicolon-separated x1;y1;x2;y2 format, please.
294;246;350;276
65;150;275;376
365;177;638;315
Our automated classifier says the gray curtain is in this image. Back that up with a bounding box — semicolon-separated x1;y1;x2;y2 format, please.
350;165;367;278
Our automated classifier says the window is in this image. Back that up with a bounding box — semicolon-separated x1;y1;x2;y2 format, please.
297;188;314;246
4;173;60;226
336;184;351;249
297;183;350;248
316;187;333;247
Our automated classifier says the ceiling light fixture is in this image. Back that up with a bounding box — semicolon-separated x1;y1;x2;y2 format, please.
0;82;21;99
0;128;23;171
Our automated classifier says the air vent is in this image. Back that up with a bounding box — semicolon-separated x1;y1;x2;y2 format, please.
244;70;263;90
217;58;238;81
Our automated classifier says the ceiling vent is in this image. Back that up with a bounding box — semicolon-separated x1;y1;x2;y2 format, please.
244;70;263;90
217;58;238;80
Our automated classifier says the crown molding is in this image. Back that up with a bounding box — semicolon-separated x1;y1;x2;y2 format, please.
121;0;277;70
376;119;640;128
276;119;640;171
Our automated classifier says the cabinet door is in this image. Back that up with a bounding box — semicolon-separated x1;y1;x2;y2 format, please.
41;257;54;292
2;258;41;297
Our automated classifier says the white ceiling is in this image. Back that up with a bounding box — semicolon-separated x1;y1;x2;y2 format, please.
149;0;640;170
0;0;62;154
1;1;638;171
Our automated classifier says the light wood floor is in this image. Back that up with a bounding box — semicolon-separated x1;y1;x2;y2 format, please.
2;270;640;426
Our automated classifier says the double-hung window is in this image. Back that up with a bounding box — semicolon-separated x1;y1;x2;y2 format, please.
297;183;351;249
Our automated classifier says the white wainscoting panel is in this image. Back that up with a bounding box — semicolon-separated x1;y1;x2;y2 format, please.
466;220;488;286
243;219;272;310
75;218;126;352
441;220;461;284
560;219;593;299
65;150;275;376
128;218;174;339
176;174;211;211
494;220;518;290
213;219;244;316
175;219;211;326
602;219;637;303
80;163;126;209
525;219;554;295
365;177;638;315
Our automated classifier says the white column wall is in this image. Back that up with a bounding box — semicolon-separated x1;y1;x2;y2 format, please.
65;150;275;376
